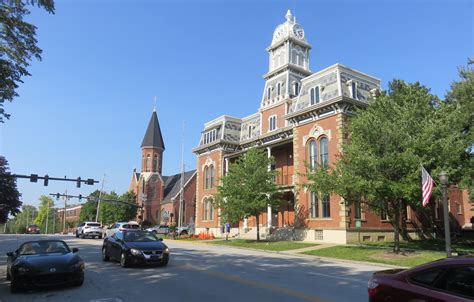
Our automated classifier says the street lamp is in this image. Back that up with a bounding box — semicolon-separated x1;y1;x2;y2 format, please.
439;171;451;257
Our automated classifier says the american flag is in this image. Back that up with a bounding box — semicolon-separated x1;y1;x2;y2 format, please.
421;166;434;207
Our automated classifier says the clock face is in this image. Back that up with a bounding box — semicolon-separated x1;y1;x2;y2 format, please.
292;24;304;39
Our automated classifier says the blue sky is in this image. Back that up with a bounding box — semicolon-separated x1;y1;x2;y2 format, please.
1;0;472;208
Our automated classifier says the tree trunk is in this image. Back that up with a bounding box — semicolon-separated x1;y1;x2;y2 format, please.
400;200;411;241
393;201;401;253
255;213;260;242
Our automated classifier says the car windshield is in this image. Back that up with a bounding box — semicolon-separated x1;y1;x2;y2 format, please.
18;241;70;255
87;223;101;227
123;224;139;229
123;232;160;242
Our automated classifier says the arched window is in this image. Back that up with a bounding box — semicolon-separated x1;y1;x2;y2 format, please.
310;87;320;105
310;191;318;218
209;165;214;189
153;155;158;172
293;82;300;95
319;137;328;166
277;83;281;96
308;140;317;170
204;166;209;189
146;155;151;172
269;116;276;131
203;198;208;220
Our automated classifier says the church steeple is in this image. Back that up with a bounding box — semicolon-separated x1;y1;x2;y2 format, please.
141;110;165;174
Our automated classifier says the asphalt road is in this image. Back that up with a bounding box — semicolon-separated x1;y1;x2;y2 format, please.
0;234;387;302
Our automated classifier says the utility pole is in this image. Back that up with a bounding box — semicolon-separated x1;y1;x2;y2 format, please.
95;174;106;223
178;121;185;228
63;189;67;233
45;199;49;235
440;171;452;257
52;208;56;234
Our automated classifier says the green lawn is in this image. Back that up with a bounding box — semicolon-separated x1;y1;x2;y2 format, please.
303;245;447;267
207;239;319;251
361;239;474;254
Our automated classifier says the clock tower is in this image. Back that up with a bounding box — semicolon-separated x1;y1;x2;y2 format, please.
261;10;312;108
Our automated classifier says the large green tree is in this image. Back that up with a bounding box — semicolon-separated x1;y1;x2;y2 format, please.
3;204;37;233
0;156;21;223
0;0;55;122
444;60;473;201
213;147;280;241
34;195;58;234
306;80;467;252
79;190;137;225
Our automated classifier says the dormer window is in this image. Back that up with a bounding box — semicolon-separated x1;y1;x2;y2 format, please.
203;129;218;145
310;86;320;105
293;82;300;96
269;116;277;132
351;81;358;100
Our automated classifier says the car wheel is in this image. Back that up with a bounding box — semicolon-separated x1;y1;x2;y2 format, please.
99;235;103;239
10;279;22;293
80;232;85;239
75;232;79;238
158;258;169;267
102;247;110;261
120;252;129;268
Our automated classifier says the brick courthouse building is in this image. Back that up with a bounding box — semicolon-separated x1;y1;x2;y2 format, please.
192;11;472;243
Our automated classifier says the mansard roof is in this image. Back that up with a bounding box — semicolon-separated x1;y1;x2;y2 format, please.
141;110;165;149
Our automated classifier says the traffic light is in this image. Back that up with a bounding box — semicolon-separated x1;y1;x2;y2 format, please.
30;174;38;183
44;175;49;186
78;194;82;201
86;179;94;185
76;177;81;188
56;193;60;199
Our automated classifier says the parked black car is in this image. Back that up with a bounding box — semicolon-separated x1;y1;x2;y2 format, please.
102;230;169;268
6;240;84;293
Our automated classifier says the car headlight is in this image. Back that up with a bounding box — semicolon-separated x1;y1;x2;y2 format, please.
130;248;142;255
164;248;169;253
71;262;85;271
16;266;31;274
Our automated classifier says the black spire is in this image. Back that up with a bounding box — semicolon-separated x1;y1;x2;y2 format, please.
141;110;165;149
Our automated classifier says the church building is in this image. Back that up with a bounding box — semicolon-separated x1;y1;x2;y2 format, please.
129;110;197;227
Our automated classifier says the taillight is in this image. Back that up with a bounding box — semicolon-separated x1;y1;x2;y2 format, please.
85;226;90;229
367;277;380;296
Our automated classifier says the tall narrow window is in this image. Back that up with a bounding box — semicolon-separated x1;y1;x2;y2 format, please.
351;81;357;99
310;191;319;218
319;137;328;166
267;87;272;100
204;166;209;189
209;165;214;188
269;116;276;131
203;198;208;220
277;83;281;96
354;200;362;220
308;140;317;170
294;82;300;95
209;203;214;220
310;87;320;105
248;126;252;139
153;155;158;172
322;194;330;218
146;155;151;172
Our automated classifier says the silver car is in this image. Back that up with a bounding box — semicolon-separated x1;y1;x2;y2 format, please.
105;222;140;238
76;222;103;239
146;225;169;235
